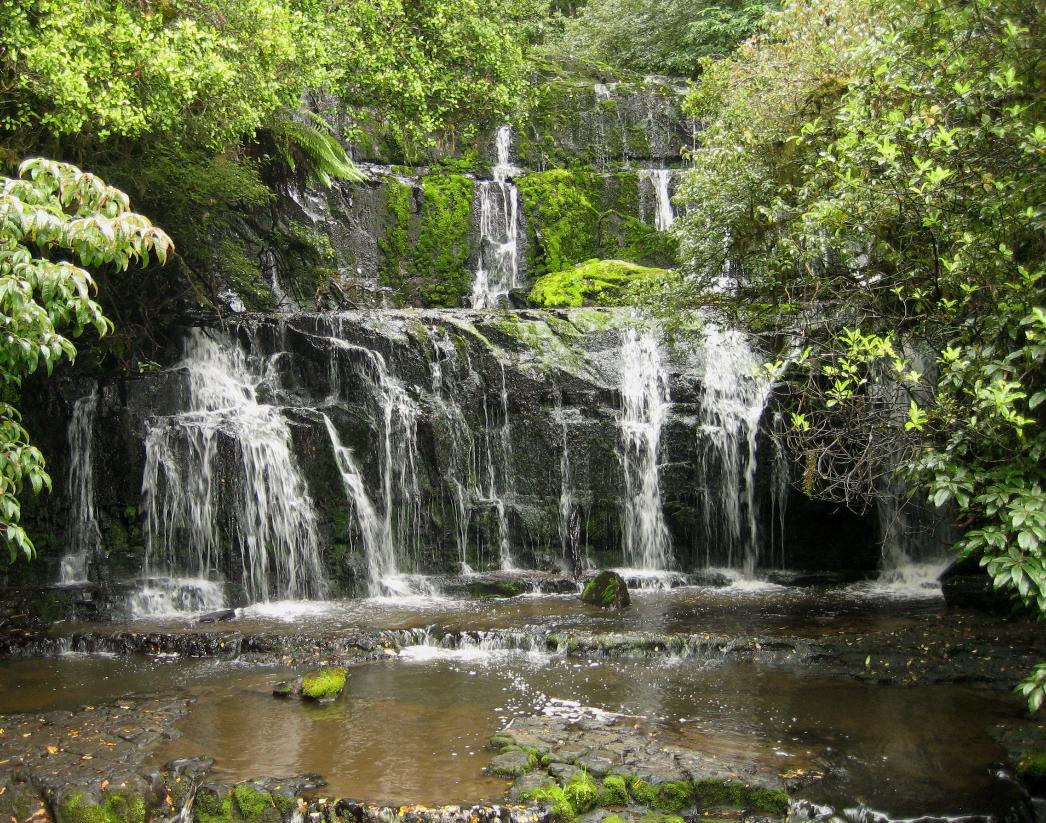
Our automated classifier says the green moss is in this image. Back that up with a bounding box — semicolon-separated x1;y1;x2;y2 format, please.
639;815;683;823
194;791;233;823
652;782;692;813
56;792;146;823
417;173;475;306
626;777;657;807
378;177;415;304
529;259;667;308
691;779;788;814
599;775;629;806
601;815;629;823
232;787;272;823
582;570;630;609
517;169;602;276
521;785;574;820
1018;751;1046;780
379;173;474;307
300;667;347;700
467;579;526;598
564;771;599;815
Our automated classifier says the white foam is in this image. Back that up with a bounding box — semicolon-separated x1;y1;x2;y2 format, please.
849;561;947;600
237;599;341;621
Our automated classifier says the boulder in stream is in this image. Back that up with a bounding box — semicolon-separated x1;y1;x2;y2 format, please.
581;571;630;609
273;667;348;701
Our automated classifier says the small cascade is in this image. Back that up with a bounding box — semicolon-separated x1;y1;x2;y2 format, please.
325;335;425;595
321;414;389;595
617;328;672;570
140;330;325;608
556;397;583;578
58;390;101;585
127;577;226;618
471;127;522;309
696;325;772;576
875;479;954;594
641;169;675;231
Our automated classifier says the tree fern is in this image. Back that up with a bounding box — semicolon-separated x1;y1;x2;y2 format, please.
268;110;365;187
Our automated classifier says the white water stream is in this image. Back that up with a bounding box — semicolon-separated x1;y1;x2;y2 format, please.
471;127;522;309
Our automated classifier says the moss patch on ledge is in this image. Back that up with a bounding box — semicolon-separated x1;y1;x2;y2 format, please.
528;259;668;308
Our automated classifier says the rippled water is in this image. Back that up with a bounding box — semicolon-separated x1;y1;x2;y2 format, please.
0;586;1032;817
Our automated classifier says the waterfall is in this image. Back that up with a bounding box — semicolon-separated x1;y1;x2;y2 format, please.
556;398;583;578
321;414;392;596
326;335;425;594
58;390;101;585
641;169;675;231
696;325;772;576
617;328;672;570
471;126;522;309
140;329;326;607
769;412;790;569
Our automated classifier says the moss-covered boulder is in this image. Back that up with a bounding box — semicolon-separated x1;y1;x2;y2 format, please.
1017;751;1046;794
300;667;347;701
528;259;667;308
581;570;630;609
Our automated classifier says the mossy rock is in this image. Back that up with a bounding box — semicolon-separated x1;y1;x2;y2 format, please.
691;779;789;814
56;791;146;823
300;667;347;701
1018;751;1046;793
528;259;667;308
599;775;629;806
490;748;539;777
466;579;526;598
581;570;630;609
521;771;600;820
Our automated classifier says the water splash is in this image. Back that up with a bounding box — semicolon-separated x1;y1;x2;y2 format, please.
471;127;522;308
128;577;226;618
58;390;101;585
618;328;672;570
140;330;325;608
696;325;772;577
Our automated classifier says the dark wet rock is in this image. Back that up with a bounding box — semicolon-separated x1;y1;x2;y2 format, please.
684;570;730;588
197;609;237;624
940;555;1017;613
581;571;630;610
547;762;583;783
766;570;869;587
272;678;301;698
489;749;539;778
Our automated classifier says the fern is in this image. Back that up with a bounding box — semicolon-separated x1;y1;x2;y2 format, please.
269;110;365;187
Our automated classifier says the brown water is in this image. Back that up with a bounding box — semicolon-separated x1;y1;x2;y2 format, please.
1;587;1032;817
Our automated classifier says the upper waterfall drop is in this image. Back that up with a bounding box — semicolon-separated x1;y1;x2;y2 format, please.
470;126;522;309
58;390;101;585
641;169;676;231
140;329;326;608
618;327;673;571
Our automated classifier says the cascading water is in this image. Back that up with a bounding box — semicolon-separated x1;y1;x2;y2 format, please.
58;390;101;585
641;169;675;231
556;398;583;578
139;329;326;610
324;332;426;596
617;328;672;570
696;325;772;576
471;127;522;309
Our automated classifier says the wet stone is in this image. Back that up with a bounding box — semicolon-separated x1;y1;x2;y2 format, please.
489;749;538;778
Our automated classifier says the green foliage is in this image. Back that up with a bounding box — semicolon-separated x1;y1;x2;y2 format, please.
674;0;1046;708
529;259;669;308
300;666;347;700
553;0;773;76
0;159;170;561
